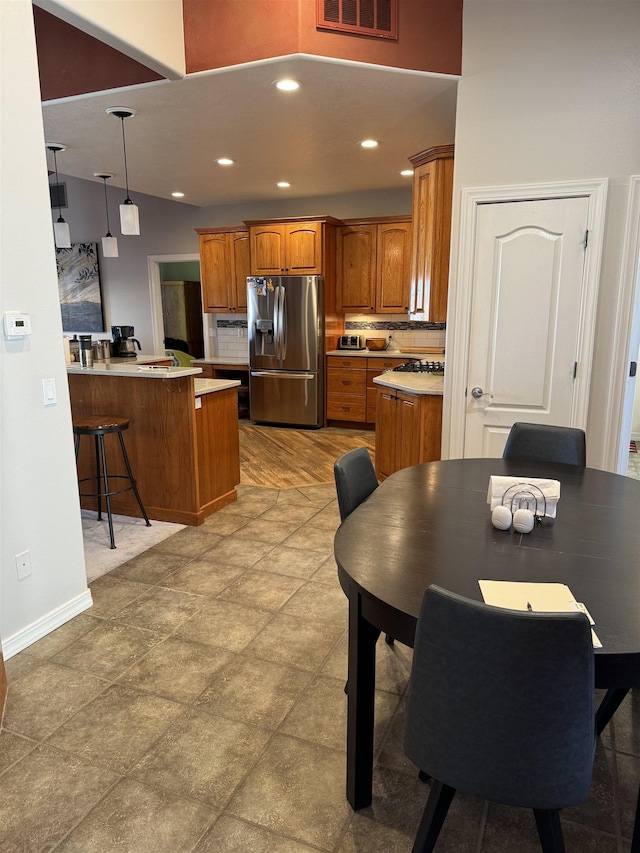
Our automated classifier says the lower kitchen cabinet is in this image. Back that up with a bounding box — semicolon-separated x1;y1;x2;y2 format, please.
375;387;443;479
326;355;407;425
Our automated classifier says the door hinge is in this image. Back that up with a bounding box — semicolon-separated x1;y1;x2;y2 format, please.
573;362;578;379
583;230;589;250
630;361;637;378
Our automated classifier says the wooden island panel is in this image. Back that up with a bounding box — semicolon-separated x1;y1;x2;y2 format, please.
68;373;239;525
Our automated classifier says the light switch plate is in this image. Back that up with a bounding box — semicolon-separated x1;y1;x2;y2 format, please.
42;378;56;405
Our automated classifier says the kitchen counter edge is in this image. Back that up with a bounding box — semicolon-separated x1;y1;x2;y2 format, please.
373;372;444;396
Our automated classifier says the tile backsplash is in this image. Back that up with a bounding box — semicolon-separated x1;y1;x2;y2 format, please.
345;314;446;351
208;312;446;360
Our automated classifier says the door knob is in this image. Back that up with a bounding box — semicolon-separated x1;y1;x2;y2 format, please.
470;387;494;402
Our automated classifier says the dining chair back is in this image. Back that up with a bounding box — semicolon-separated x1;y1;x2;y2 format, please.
333;447;378;523
502;422;586;466
404;585;595;853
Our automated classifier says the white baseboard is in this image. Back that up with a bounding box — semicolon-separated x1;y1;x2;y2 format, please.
2;589;93;660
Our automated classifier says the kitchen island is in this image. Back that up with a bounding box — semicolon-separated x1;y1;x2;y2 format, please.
68;363;240;525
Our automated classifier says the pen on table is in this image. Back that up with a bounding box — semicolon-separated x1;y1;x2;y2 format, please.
526;601;533;611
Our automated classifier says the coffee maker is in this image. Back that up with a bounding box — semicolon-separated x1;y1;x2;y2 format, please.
111;325;141;358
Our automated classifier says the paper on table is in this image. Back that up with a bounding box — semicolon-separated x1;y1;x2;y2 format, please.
478;580;602;648
487;476;561;518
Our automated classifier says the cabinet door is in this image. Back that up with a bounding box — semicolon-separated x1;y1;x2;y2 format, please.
229;231;250;311
410;156;454;321
199;234;231;312
285;223;323;273
398;391;421;470
250;225;286;274
376;222;412;313
337;225;376;312
375;389;398;479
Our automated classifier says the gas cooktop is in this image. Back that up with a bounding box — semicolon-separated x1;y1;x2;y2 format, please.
392;361;445;374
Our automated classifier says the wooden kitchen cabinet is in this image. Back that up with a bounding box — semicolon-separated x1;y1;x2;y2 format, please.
247;220;323;275
327;354;406;425
408;145;454;322
337;217;412;313
196;227;250;313
375;386;442;479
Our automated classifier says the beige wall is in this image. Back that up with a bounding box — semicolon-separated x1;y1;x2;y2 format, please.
1;0;91;654
445;0;640;468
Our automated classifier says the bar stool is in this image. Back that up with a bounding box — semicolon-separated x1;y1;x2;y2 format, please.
73;415;150;549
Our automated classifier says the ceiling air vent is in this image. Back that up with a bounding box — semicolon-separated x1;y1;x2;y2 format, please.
317;0;398;40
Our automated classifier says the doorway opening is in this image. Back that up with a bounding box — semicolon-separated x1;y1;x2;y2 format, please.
147;253;211;360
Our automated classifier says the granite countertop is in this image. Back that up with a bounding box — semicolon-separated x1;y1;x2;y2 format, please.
194;378;241;396
373;371;444;396
67;362;203;379
326;349;408;358
192;358;249;367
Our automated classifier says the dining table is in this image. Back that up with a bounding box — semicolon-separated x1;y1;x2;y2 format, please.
334;457;640;810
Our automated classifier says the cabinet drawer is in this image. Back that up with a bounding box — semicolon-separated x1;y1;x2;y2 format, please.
327;356;364;369
367;357;408;371
327;395;366;421
327;368;366;395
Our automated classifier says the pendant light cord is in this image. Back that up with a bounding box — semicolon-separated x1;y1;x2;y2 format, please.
101;177;113;236
52;148;65;223
120;117;132;203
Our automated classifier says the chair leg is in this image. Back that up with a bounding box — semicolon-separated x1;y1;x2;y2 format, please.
631;785;640;853
117;432;151;527
596;687;630;735
412;780;455;853
97;434;117;549
533;809;566;853
94;434;102;521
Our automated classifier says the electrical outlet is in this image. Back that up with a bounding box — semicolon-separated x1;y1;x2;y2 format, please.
15;550;31;580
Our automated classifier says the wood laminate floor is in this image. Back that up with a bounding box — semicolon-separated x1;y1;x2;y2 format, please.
238;421;375;487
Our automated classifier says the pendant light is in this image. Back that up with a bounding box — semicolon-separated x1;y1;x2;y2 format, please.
94;173;118;257
46;143;71;248
106;106;140;235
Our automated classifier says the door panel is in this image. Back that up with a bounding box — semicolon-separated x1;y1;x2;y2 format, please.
280;276;322;372
465;197;590;457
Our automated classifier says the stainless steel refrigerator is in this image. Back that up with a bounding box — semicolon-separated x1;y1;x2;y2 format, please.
247;275;324;427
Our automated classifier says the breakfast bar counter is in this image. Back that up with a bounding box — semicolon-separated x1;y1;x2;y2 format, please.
68;365;241;525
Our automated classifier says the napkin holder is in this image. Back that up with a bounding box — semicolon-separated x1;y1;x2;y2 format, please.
488;476;560;533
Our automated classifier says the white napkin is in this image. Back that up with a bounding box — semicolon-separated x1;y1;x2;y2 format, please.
487;476;561;518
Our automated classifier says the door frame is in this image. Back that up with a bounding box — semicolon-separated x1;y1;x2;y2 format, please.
603;176;640;473
443;179;608;460
147;253;206;356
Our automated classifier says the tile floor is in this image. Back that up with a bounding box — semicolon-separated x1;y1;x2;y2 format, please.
1;483;638;852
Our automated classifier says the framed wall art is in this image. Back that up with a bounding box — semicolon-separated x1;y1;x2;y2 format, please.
56;242;105;332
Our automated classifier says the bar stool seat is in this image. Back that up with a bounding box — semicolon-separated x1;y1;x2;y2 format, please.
73;415;150;549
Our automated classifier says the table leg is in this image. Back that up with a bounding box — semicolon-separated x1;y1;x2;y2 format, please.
596;687;630;735
346;590;381;810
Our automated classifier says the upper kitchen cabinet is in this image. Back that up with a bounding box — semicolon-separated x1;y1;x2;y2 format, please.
337;217;412;313
196;227;250;313
408;145;454;322
247;219;326;275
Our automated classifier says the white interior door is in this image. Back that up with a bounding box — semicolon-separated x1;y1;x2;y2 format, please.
464;196;590;457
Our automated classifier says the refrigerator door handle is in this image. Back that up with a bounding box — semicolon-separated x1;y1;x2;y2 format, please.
250;371;315;380
273;285;282;362
280;285;287;361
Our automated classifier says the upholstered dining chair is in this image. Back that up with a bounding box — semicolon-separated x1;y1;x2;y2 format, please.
502;422;586;466
405;585;595;853
334;447;393;646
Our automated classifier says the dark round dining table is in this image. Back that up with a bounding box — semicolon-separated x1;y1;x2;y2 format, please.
334;458;640;809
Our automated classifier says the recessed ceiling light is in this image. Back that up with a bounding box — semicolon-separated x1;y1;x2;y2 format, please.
360;139;378;149
275;79;300;91
400;169;413;177
277;181;291;188
217;158;234;166
171;191;185;198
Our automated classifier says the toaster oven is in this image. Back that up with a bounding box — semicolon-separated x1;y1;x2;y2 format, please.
338;334;365;350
